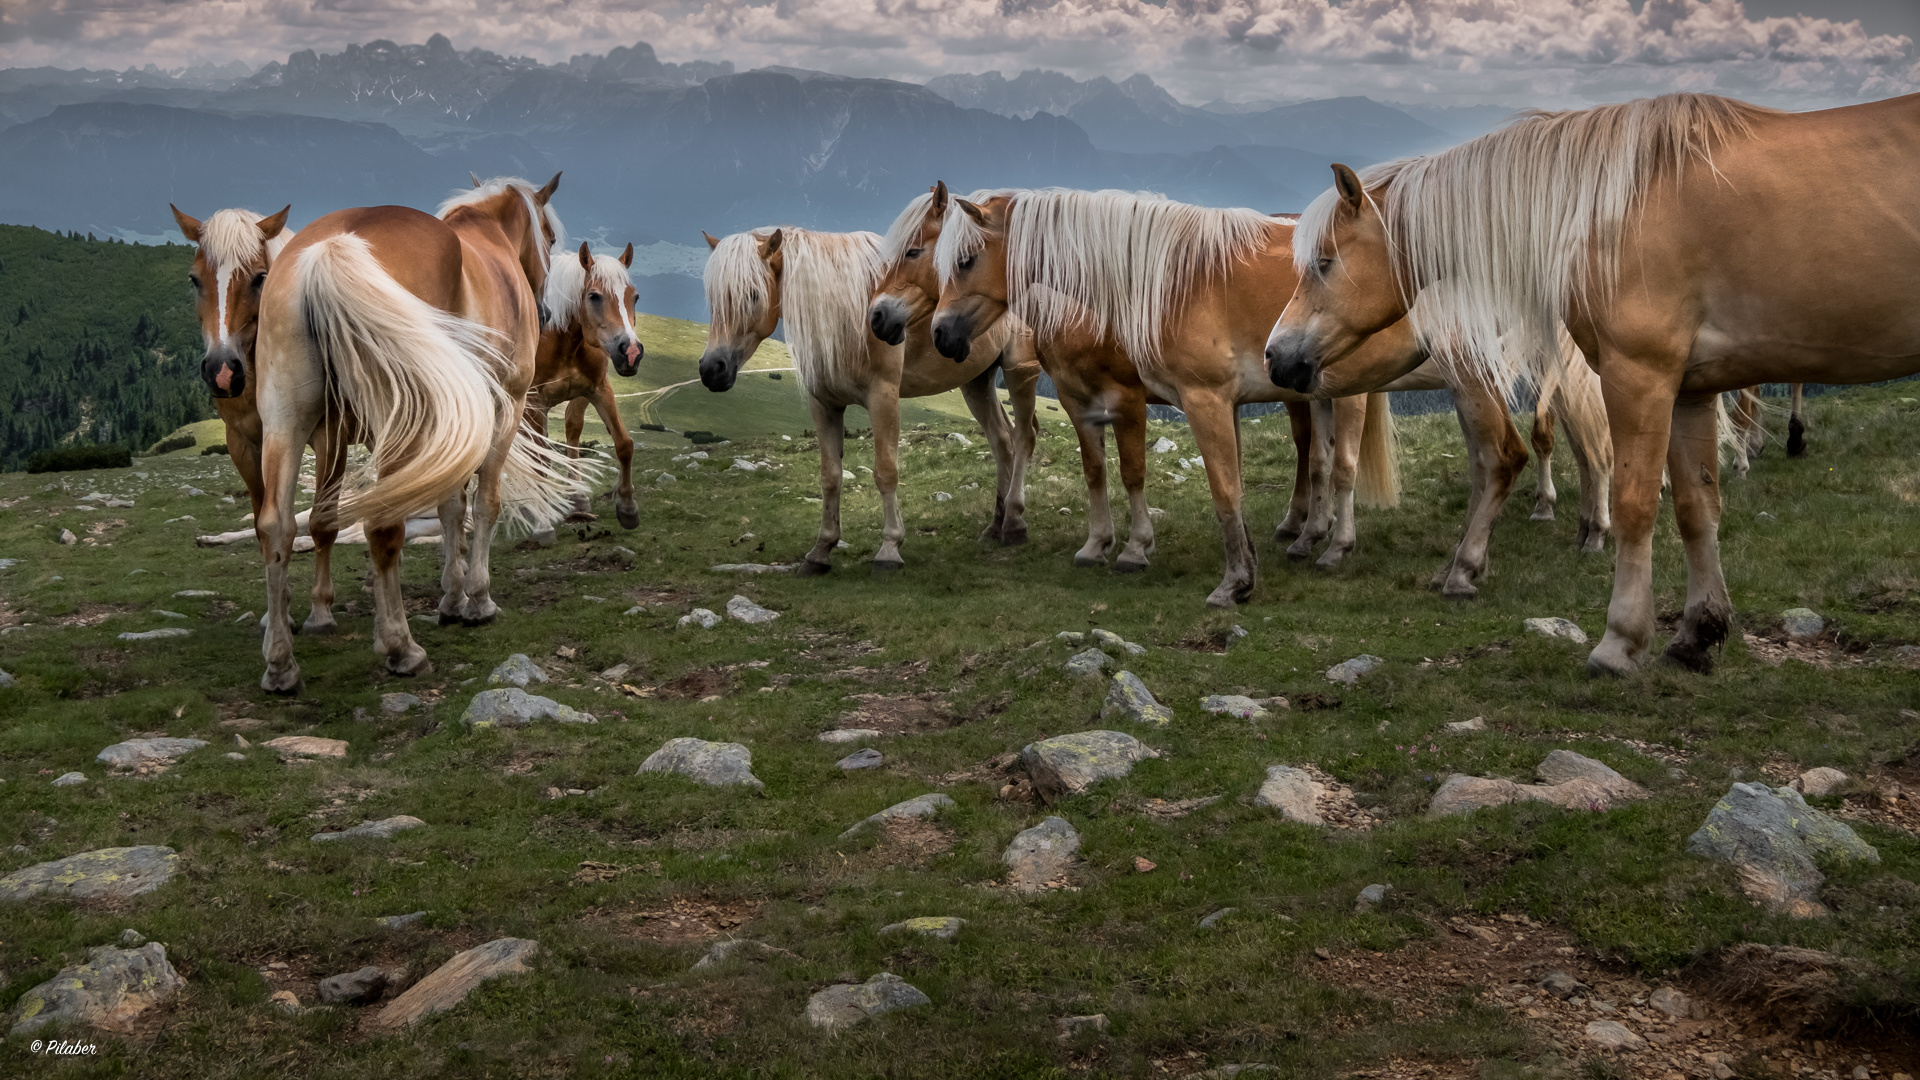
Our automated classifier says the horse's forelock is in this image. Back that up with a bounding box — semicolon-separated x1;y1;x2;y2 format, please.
880;191;938;270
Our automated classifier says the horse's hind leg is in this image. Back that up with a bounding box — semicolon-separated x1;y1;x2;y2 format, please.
960;368;1014;543
1286;400;1337;559
1661;393;1731;673
1062;391;1116;566
458;412;518;625
591;378;639;530
1316;394;1367;567
369;520;429;676
1530;394;1558;520
302;417;349;635
999;353;1040;546
1112;386;1155;572
1432;376;1528;597
800;396;846;574
867;383;907;570
1588;354;1679;676
435;482;471;624
1787;383;1808;457
563;397;594;518
258;429;309;694
1274;402;1312;541
1187;389;1256;607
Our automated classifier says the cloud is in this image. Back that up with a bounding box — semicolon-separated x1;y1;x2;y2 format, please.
0;0;1912;107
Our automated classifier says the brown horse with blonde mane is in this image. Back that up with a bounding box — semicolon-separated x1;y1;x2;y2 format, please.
250;174;580;692
1269;92;1920;673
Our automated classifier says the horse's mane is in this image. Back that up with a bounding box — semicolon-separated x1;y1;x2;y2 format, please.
200;207;295;268
880;188;1005;270
1293;92;1775;388
704;227;882;395
937;188;1273;367
438;177;567;268
544;250;633;331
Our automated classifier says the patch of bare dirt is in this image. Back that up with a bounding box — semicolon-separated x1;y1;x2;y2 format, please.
1292;692;1343;712
52;603;135;628
862;817;955;868
588;896;764;945
836;691;955;733
1126;796;1223;820
1834;750;1920;838
1741;629;1876;670
1294;763;1384;829
1174;626;1238;653
1418;642;1512;671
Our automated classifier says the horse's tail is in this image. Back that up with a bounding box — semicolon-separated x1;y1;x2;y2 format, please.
292;234;506;526
1355;390;1400;508
1549;337;1612;477
498;409;602;536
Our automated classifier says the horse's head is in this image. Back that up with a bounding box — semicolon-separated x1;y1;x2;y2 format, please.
1266;163;1406;394
929;192;1014;364
443;173;564;323
868;182;950;347
697;227;784;392
171;203;291;399
550;241;644;377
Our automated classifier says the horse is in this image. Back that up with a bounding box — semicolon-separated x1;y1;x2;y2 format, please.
696;220;1039;573
930;187;1612;606
526;241;645;536
1726;383;1809;478
250;174;580;692
1267;92;1920;674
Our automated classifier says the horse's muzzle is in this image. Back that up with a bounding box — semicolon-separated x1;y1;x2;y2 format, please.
203;349;245;399
612;337;643;379
1265;336;1319;395
930;314;971;362
698;348;738;392
868;298;908;347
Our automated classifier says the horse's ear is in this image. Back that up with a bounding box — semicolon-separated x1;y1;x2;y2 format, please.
537;172;562;204
957;199;987;225
620;242;634;268
470;172;483;188
760;228;784;259
578;241;593;270
169;205;201;244
702;231;720;251
932;180;949;216
256;205;291;242
1332;164;1365;212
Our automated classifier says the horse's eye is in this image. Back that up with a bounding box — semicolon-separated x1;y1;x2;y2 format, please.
251;272;267;290
188;275;201;290
905;247;923;259
1316;258;1333;274
958;255;976;271
588;292;603;303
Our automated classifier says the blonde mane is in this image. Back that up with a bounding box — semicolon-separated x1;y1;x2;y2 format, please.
1293;93;1773;389
937;188;1273;367
438;176;567;275
544;250;634;331
881;188;1007;270
200;207;295;269
703;227;883;395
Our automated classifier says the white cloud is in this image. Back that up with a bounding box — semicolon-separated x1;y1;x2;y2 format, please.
0;0;1912;107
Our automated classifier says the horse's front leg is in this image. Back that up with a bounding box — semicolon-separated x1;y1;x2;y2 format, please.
1433;377;1528;597
1661;393;1732;673
435;483;471;624
800;397;846;574
1186;390;1255;607
590;379;639;530
369;520;429;676
563;396;593;518
1530;394;1559;520
257;431;307;694
1287;399;1337;558
999;353;1041;546
1112;385;1155;573
1060;391;1116;566
1588;355;1681;676
459;417;512;625
1787;383;1808;458
868;383;906;570
1316;393;1368;567
302;418;349;635
959;368;1014;542
1274;401;1312;541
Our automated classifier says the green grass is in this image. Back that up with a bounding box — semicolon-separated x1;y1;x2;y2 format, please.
2;376;1918;1078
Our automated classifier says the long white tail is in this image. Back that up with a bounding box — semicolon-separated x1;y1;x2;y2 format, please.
500;412;603;535
293;235;506;526
1355;390;1400;508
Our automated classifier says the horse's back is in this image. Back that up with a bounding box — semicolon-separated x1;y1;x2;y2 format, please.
284;205;464;309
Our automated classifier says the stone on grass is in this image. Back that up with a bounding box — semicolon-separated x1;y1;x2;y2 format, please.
640;738;764;789
1201;695;1269;720
268;990;304;1015
1004;816;1080;892
366;938;539;1033
1021;730;1159;802
837;748;883;771
263;736;348;760
311;816;426;843
726;595;779;624
1090;628;1147;656
380;693;420;714
1523;617;1589;644
818;728;882;743
488;654;547;687
1101;671;1173;727
1255;766;1325;826
1354;883;1391;913
118;628;190;641
375;911;427;930
462;688;595;729
1056;631;1086;646
1686;782;1879;918
711;563;791;574
678;608;719;629
1534;750;1646;801
1429;750;1648;818
1191;1066;1277;1079
0;846;178;902
841;793;954;838
1444;716;1486;734
1324;655;1383;685
0;668;13;688
1152;437;1178;454
1198;907;1237;929
59;529;77;545
1058;1013;1109;1037
51;771;86;787
1540;971;1587;999
118;929;145;946
173;590;216;598
1585;1019;1646;1051
7;943;184;1036
318;966;387;1005
97;737;207;770
693;939;787;970
1794;767;1848;798
1063;648;1111;678
1782;607;1824;639
806;972;929;1031
880;917;964;940
948;432;972;448
1648;987;1693;1019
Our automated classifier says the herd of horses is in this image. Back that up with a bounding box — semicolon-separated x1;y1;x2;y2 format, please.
166;88;1904;693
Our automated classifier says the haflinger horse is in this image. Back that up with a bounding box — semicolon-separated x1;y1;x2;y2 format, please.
929;187;1612;607
697;220;1040;573
1267;91;1920;674
170;203;355;634
251;174;585;692
526;241;645;537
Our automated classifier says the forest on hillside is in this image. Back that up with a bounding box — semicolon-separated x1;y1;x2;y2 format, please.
0;225;208;471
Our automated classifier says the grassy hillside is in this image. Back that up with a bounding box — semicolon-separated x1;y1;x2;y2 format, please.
1;382;1917;1077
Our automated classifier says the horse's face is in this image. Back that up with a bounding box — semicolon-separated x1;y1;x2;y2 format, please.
1266;164;1405;393
697;229;783;392
929;195;1012;364
869;184;947;347
172;204;289;399
571;242;644;378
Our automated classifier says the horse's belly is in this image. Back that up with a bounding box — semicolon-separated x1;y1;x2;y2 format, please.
1686;323;1920;393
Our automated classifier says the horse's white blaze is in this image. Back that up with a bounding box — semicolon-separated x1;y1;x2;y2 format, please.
544;251;635;337
195;207;296;359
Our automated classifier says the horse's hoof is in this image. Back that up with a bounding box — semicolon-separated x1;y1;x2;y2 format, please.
1660;640;1716;674
437;612;462;627
1204;585;1247;609
1285;547;1313;562
1001;527;1028;547
300;616;338;636
1530;508;1556;522
871;559;905;574
616;505;640;530
1315;551;1349;570
795;559;833;578
1273;527;1301;543
386;650;432;677
1073;554;1105;568
1585;639;1640;678
1113;557;1148;574
978;524;1004;543
461;609;499;628
261;667;302;695
1442;585;1480;601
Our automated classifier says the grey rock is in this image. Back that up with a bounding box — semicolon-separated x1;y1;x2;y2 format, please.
1354;883;1391;912
1091;628;1147;656
1198;907;1237;929
1101;671;1173;727
374;911;428;930
1585;1019;1646;1051
1648;987;1693;1019
1540;971;1587;999
841;793;954;838
1444;716;1486;734
97;737;207;769
488;654;548;687
1325;654;1384;685
678;608;720;629
51;771;86;787
1523;617;1589;644
366;937;539;1033
154;609;187;620
380;692;421;714
118;929;145;946
59;528;77;545
1535;750;1646;800
1686;782;1879;917
7;943;184;1036
1430;750;1649;818
1255;765;1325;826
1782;607;1824;639
1021;730;1159;802
726;595;780;624
173;590;217;598
639;738;764;789
461;687;595;729
1201;694;1268;720
117;628;190;641
0;668;12;687
224;752;246;761
932;491;953;502
1055;631;1086;646
880;916;965;940
1004;816;1081;892
817;728;882;743
311;815;426;843
805;972;930;1031
0;847;178;902
710;563;792;574
1755;511;1778;523
318;966;388;1005
1152;437;1178;453
948;432;973;448
1057;1013;1109;1037
1063;647;1112;677
1795;766;1848;798
837;748;884;771
692;939;785;970
656;473;676;484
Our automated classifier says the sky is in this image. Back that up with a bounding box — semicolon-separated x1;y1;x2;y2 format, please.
0;0;1915;110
